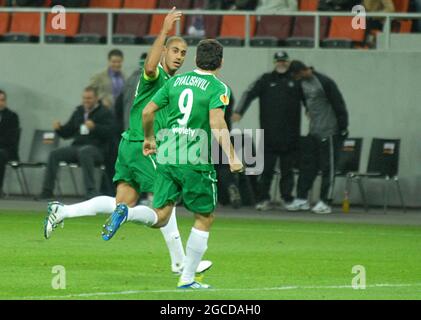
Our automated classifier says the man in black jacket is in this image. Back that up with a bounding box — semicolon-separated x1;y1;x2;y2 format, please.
0;90;20;197
38;86;115;200
232;51;304;211
286;61;349;214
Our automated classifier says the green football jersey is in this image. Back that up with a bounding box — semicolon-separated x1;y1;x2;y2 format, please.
122;64;170;141
152;69;231;171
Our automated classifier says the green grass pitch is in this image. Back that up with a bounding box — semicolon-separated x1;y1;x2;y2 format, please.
1;210;421;300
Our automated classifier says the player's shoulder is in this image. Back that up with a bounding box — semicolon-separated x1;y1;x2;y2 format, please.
210;75;229;93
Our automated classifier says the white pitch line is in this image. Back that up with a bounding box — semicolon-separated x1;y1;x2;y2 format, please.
11;283;421;300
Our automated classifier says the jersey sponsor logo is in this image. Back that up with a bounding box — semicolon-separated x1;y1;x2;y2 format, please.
220;94;230;105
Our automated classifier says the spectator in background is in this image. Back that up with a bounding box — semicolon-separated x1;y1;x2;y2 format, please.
232;51;304;211
115;53;147;134
414;0;421;32
287;61;349;215
214;90;242;209
363;0;395;47
50;0;89;7
318;0;360;11
256;0;298;12
0;90;20;198
89;49;126;111
38;87;115;200
207;0;257;10
6;0;44;6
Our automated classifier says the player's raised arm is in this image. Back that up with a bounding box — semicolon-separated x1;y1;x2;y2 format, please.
144;7;182;79
210;108;244;173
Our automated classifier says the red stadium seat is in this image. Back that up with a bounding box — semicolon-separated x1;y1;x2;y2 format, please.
299;0;319;11
4;13;40;42
124;0;157;9
251;16;293;47
113;0;158;44
0;13;10;39
286;16;329;47
144;0;191;43
393;0;409;12
183;0;221;44
74;13;107;44
45;12;80;43
322;16;365;48
90;0;122;8
391;0;411;34
217;15;256;46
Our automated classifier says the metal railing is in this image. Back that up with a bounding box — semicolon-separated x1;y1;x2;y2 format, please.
1;7;421;49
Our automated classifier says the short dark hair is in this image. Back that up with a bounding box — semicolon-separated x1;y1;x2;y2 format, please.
196;39;223;71
108;49;124;60
165;36;187;48
0;89;6;98
289;60;309;75
84;86;98;97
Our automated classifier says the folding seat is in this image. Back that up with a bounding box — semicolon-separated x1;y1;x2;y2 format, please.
251;16;293;47
350;138;405;213
3;13;40;43
0;13;10;42
332;138;368;212
113;0;158;45
216;15;256;47
89;0;122;8
74;13;107;44
45;13;80;43
7;130;59;196
144;0;191;44
183;0;221;45
391;0;412;33
322;17;365;48
299;0;319;11
286;16;329;47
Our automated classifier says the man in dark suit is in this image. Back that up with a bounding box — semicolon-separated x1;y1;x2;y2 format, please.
0;89;20;197
38;86;116;200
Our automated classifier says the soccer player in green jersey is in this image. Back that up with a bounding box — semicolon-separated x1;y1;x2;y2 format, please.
102;40;244;289
44;8;211;275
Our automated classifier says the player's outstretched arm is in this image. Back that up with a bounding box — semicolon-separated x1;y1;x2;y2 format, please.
144;7;182;79
142;101;159;156
210;108;244;173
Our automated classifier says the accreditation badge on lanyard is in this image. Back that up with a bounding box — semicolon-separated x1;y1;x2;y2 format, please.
80;112;90;135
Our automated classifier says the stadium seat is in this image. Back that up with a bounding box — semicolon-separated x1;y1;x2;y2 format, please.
390;0;411;33
322;17;365;48
3;13;40;43
124;0;157;9
7;130;59;196
0;13;10;42
286;16;329;47
251;16;293;47
393;0;409;12
183;0;221;45
299;0;319;11
89;0;122;8
144;0;191;43
113;0;158;44
74;13;107;44
216;15;256;47
45;13;80;43
350;138;405;213
332;138;368;212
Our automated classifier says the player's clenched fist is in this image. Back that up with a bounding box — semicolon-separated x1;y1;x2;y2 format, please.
143;138;157;156
162;7;182;35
